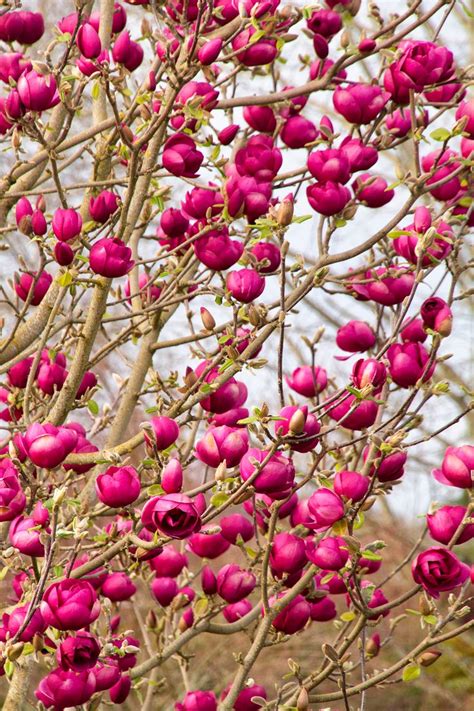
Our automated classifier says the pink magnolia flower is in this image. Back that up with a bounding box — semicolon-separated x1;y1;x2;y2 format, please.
196;425;249;468
15;271;52;306
412;547;470;598
333;84;389;124
240;448;295;499
40;579;101;631
35;669;96;709
432;445;474;489
17;70;59;112
95;465;140;507
141;493;202;538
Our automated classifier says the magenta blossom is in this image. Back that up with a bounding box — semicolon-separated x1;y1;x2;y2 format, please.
412;547;470;598
22;422;78;468
89;237;134;277
187;529;230;559
349;266;414;306
240;448;295;499
175;690;217;711
387;342;435;387
286;365;328;397
35;669;96;710
95;465;140;507
306;536;349;570
432;445;474;489
57;633;101;672
307;181;351;216
270;532;307;575
17;70;59;112
274;405;321;453
333;84;389;124
15;271;52;306
226;269;266;303
336;321;376;352
162;133;203;178
217;564;256;603
307;488;345;529
40;579;101;631
427;506;474;545
196;425;249;468
0;459;26;522
141;493;202;539
270;594;311;634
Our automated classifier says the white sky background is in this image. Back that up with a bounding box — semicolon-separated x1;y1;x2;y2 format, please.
0;1;472;521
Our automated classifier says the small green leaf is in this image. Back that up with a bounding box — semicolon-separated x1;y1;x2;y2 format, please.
360;550;382;561
91;81;101;101
293;214;312;223
422;614;437;625
87;399;99;415
402;663;421;682
58;270;73;287
340;611;356;622
210;492;229;508
147;484;165;496
430;128;451;142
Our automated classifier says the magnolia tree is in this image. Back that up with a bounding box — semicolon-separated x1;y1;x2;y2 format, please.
0;0;473;709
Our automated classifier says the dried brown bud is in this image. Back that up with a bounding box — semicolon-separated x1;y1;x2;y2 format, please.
418;650;442;667
248;305;261;327
7;642;25;661
32;634;44;652
184;367;198;389
342;203;357;220
120;123;134;144
365;637;380;657
140;104;152;121
141;18;152;37
200;307;216;331
360;496;377;511
418;594;433;616
18;215;32;236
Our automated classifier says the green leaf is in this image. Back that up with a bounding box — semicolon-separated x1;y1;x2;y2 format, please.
210;492;229;507
430;128;451;142
194;597;209;617
91;81;101;101
293;214;312;224
87;400;99;415
360;550;382;561
340;611;356;622
147;484;165;496
57;270;73;287
402;663;421;682
422;614;438;625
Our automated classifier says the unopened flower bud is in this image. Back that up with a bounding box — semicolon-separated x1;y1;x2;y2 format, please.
418;650;441;667
215;461;227;482
200;307;216;331
277;195;294;226
288;408;307;435
146;609;157;628
296;687;309;711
